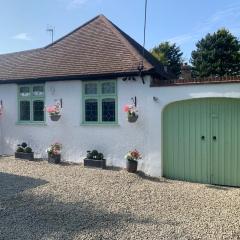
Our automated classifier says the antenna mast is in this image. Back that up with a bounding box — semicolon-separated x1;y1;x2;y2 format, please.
46;26;55;43
138;0;148;84
142;0;148;62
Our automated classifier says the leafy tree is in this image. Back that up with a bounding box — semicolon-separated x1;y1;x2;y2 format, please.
151;42;183;77
191;29;240;77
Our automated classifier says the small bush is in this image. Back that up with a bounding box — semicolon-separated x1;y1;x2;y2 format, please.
92;150;98;156
16;147;24;153
86;150;104;160
86;151;93;159
25;147;32;153
96;153;104;160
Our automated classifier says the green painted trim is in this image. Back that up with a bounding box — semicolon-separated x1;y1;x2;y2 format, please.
82;80;118;125
17;84;46;124
16;121;47;126
80;123;120;127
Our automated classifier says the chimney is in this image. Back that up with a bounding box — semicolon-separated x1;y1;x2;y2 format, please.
179;63;192;80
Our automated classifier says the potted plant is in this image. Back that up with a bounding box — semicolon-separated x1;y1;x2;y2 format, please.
47;143;62;164
46;102;61;121
125;149;141;173
123;104;138;123
84;150;106;169
15;142;34;161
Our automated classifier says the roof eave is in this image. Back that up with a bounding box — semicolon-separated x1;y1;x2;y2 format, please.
0;70;157;84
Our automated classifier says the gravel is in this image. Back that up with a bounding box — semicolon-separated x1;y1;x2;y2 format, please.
1;156;240;240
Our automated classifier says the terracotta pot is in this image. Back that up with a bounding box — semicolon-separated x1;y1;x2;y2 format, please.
126;159;138;173
50;115;61;121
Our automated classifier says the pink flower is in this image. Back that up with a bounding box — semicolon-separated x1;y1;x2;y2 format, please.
123;104;130;112
46;106;56;113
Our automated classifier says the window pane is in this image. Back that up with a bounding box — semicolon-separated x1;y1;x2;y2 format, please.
20;101;30;121
33;100;44;121
33;86;44;96
102;98;115;122
101;82;115;94
19;87;30;97
85;83;97;95
85;99;98;122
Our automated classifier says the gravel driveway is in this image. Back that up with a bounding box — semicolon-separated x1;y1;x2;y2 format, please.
1;156;240;240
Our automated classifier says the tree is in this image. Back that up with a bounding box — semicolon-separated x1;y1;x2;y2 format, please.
191;29;240;77
150;42;183;77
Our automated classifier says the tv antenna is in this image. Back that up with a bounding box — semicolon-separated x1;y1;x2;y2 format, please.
138;0;148;84
46;26;55;43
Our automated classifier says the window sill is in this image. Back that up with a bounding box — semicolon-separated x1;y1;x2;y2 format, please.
16;122;47;126
81;122;119;126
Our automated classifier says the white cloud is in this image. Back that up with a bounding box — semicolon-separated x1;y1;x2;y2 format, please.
63;0;102;10
168;34;193;45
67;0;88;9
197;3;240;34
12;33;32;41
167;3;240;48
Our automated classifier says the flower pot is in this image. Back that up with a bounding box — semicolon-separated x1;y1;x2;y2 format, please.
128;114;138;123
50;115;61;121
48;153;61;164
84;158;106;169
126;159;138;173
15;152;34;161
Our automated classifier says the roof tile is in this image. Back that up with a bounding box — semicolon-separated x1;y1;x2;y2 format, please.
0;15;169;82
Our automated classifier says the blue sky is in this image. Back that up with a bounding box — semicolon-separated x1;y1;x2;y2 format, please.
0;0;239;61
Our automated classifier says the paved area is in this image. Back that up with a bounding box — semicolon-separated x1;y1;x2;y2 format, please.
0;156;240;240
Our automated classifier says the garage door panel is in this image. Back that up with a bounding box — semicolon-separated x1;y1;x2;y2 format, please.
163;98;240;187
182;103;189;180
196;100;210;183
163;99;211;183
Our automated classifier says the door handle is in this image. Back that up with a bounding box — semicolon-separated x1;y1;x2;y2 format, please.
201;136;205;140
213;136;217;141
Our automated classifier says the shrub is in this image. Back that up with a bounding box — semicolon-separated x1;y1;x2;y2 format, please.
25;147;32;153
86;151;93;159
92;150;98;156
86;150;104;160
96;153;104;160
16;142;33;153
16;147;24;153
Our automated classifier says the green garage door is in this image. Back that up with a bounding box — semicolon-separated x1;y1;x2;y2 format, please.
163;98;240;187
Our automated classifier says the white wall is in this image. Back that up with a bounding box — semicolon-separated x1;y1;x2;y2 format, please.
1;78;240;177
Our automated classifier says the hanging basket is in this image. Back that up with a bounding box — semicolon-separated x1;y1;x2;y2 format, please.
50;114;61;121
128;114;138;123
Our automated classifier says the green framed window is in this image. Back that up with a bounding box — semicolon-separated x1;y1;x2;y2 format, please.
18;84;45;123
82;81;117;124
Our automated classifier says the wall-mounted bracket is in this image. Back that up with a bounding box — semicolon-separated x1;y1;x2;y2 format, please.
54;98;63;108
131;96;137;107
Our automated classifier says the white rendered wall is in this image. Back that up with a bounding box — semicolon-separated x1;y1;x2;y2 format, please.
0;78;240;177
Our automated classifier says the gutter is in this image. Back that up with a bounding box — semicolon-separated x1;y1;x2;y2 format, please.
0;69;161;84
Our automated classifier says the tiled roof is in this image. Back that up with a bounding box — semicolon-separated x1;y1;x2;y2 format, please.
0;15;170;83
